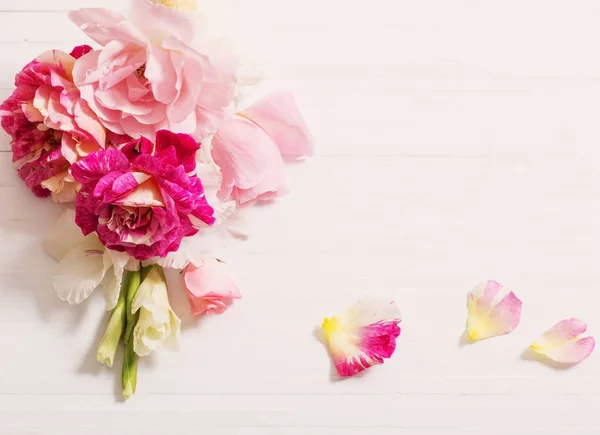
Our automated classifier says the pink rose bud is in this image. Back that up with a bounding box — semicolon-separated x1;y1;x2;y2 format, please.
183;258;241;315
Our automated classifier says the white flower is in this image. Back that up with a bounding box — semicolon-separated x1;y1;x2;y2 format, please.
44;209;137;310
131;266;181;357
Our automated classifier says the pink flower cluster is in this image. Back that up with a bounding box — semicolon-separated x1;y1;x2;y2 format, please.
1;0;312;310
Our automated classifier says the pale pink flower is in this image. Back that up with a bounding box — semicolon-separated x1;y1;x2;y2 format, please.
69;0;236;141
211;91;313;205
183;258;241;315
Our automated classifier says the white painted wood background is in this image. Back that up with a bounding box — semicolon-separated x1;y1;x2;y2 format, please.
1;0;600;433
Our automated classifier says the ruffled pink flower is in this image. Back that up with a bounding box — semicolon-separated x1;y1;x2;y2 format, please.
212;91;313;206
69;0;236;141
71;130;215;260
0;47;107;201
183;258;241;315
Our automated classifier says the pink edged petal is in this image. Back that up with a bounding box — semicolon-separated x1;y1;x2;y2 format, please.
242;90;314;161
322;297;402;377
71;148;131;185
531;319;596;364
466;280;522;341
73;100;106;147
183;258;241;316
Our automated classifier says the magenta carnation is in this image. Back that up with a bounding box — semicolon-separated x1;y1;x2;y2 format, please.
71;130;215;260
0;47;107;201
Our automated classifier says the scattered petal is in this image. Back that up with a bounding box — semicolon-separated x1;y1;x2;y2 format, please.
466;280;522;341
322;297;402;377
530;319;595;364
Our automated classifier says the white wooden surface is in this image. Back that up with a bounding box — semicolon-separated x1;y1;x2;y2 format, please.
1;1;600;434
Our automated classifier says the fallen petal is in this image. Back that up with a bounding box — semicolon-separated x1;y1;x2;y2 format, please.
466;280;522;341
321;297;401;377
530;319;595;364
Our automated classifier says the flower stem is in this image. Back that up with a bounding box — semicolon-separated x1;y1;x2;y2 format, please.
96;277;127;368
124;268;142;345
122;267;141;400
122;333;139;400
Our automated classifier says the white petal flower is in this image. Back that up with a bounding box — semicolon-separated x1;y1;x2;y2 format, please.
131;266;181;357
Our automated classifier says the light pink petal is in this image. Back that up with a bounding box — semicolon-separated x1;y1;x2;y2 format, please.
322;297;402;377
531;319;595;364
145;46;178;104
466;280;522;341
212;115;286;206
183;258;241;316
68;8;147;47
242;90;314;160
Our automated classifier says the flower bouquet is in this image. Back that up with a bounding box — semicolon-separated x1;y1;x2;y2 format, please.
0;0;312;399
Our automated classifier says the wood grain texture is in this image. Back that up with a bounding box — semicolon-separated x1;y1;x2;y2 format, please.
1;1;599;434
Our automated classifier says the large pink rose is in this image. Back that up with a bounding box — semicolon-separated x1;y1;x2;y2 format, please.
212;91;314;205
0;47;108;201
69;0;236;141
71;130;215;260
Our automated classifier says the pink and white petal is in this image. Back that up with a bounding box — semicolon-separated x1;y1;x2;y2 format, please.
531;319;596;364
322;297;402;377
43;209;87;261
242;90;314;160
53;236;107;305
466;280;522;341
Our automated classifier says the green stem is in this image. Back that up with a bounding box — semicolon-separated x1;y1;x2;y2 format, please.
123;268;142;345
96;276;127;367
122;333;139;400
121;267;141;400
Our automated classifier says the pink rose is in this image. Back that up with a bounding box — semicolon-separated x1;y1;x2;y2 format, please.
183;258;241;315
69;0;236;141
0;47;107;201
211;91;314;206
71;130;215;260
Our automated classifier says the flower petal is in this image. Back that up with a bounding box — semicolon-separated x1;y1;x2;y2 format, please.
43;209;87;261
466;280;522;341
322;297;402;377
530;319;596;364
99;249;131;310
53;235;107;305
242;90;314;161
132;265;181;357
212;115;287;205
